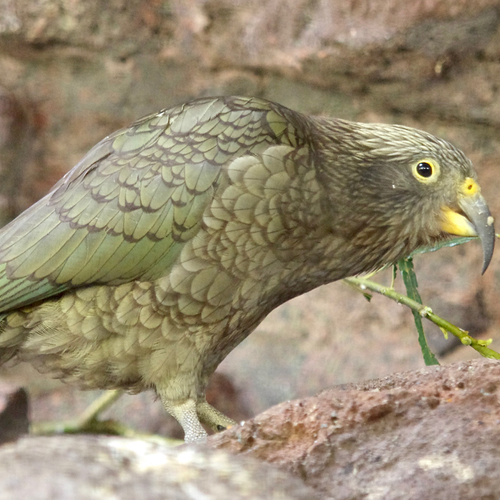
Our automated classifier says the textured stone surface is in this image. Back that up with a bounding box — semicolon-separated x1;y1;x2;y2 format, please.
3;360;499;499
0;435;320;500
0;383;28;444
212;359;500;500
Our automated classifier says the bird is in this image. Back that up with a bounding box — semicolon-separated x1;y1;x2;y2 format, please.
0;96;494;442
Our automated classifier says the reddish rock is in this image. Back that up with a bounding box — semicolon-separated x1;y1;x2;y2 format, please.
211;359;500;500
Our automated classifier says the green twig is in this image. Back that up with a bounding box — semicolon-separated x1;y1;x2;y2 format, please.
344;275;500;360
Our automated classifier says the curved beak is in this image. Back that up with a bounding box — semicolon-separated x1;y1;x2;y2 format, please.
440;178;495;274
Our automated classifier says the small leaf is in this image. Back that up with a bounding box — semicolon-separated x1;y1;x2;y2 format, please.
439;327;449;340
477;338;493;347
410;236;476;256
392;264;397;288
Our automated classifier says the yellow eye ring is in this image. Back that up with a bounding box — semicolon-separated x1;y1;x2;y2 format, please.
412;159;440;183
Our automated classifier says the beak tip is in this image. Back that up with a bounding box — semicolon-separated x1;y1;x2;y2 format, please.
481;238;495;275
481;217;495;275
457;193;495;275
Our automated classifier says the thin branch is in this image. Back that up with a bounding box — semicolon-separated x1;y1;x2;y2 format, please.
344;276;500;360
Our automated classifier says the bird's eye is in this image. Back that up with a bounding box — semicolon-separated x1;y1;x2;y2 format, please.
412;159;440;183
416;162;432;177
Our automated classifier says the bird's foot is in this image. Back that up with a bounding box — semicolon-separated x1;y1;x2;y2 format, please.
162;398;237;442
196;400;237;432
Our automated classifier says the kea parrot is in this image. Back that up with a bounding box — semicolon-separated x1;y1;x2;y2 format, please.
0;96;494;442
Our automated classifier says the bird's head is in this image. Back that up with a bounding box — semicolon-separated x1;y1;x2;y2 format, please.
314;119;495;275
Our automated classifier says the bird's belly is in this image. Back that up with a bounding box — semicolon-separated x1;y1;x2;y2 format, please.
0;278;254;395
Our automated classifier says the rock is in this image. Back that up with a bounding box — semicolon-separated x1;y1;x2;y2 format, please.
0;383;29;444
211;359;500;500
3;360;499;499
0;435;319;500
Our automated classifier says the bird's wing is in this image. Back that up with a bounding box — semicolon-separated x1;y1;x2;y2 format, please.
0;96;302;313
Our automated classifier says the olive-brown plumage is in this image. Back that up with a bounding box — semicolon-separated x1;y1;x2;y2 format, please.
0;96;494;441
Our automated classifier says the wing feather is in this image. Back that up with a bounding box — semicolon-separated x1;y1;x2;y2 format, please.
0;96;308;313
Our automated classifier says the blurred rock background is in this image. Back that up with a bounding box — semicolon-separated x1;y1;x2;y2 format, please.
0;0;499;438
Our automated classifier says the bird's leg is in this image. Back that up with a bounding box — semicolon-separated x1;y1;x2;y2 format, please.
31;389;126;435
162;398;208;443
196;400;237;433
73;389;123;429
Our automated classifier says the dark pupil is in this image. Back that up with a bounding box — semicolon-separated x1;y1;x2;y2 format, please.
417;162;433;177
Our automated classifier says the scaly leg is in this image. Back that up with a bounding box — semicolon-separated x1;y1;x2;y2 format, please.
162;398;208;443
